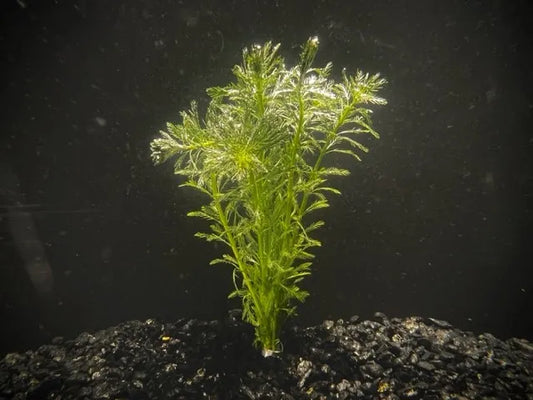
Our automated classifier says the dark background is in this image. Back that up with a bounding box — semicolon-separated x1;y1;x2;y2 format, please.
1;0;531;356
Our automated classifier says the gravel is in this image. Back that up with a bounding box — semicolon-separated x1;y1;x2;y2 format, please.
1;311;531;399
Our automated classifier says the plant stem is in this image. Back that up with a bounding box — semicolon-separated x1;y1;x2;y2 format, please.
210;173;263;326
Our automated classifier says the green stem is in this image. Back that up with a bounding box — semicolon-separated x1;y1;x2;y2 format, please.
298;103;354;216
282;72;306;256
210;174;263;325
249;171;281;353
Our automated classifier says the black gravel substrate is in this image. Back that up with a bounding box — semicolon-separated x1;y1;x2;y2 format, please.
1;311;531;399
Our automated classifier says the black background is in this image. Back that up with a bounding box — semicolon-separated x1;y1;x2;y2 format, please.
1;0;532;356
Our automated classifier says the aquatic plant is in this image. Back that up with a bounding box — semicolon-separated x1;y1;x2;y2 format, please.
150;37;386;356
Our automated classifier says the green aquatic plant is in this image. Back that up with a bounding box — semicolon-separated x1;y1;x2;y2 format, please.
150;37;387;356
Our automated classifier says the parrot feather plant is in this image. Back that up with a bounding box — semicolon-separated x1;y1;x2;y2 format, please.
150;37;387;357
